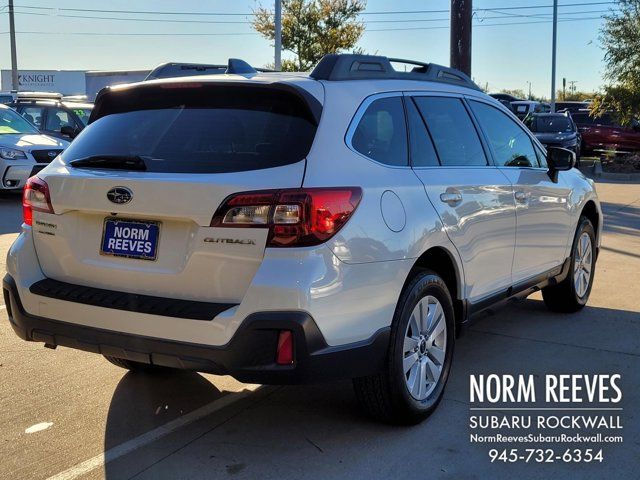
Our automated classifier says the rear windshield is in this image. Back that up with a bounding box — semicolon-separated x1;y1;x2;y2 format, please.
63;86;317;173
526;116;573;133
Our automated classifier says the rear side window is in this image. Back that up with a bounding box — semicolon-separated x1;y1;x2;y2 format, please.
406;98;439;167
469;100;538;168
45;108;75;133
351;97;408;166
413;97;487;166
63;86;317;173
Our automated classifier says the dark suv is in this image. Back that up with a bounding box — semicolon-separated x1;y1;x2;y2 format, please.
524;113;581;162
10;99;92;140
572;111;640;156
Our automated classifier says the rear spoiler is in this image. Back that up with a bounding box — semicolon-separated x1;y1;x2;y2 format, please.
90;81;323;125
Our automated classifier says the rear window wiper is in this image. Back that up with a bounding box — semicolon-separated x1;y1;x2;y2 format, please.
69;155;148;171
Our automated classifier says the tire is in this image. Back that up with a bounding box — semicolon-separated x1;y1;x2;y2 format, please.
353;269;455;424
542;216;596;313
103;355;173;373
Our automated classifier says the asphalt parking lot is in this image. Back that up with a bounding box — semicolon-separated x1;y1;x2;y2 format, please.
0;179;638;480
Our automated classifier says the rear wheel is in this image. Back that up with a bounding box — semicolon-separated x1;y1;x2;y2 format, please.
103;355;173;373
542;216;596;312
353;270;455;424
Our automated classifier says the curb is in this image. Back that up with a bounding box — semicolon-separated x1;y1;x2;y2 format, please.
578;161;640;182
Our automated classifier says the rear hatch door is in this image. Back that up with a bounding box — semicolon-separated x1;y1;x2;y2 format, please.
32;80;321;304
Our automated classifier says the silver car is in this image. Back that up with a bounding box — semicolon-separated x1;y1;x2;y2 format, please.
0;104;68;190
4;55;601;424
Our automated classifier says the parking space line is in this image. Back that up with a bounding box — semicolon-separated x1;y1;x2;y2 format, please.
46;384;262;480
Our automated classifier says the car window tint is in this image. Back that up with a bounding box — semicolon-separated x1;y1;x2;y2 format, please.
45;108;74;132
535;145;548;168
20;106;45;128
572;113;592;125
413;97;487;166
352;97;408;166
470;100;539;168
62;87;317;174
406;97;439;167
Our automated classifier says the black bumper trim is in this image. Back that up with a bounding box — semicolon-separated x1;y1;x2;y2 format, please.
29;278;236;321
4;274;390;384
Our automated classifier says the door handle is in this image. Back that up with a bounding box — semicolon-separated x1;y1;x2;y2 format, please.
514;191;528;203
440;191;463;205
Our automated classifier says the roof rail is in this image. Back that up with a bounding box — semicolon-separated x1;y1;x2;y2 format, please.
310;54;480;91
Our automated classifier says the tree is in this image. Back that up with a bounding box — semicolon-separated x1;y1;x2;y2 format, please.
556;90;598;102
253;0;366;71
592;0;640;124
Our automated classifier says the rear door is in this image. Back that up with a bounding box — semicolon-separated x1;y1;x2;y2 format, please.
32;83;320;304
467;98;572;282
407;94;516;303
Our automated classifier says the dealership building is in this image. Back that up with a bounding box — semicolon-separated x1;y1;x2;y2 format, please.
1;69;149;100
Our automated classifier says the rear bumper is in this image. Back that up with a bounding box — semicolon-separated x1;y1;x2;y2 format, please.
3;274;390;384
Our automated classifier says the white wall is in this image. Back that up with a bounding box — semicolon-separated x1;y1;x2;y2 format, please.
1;70;86;95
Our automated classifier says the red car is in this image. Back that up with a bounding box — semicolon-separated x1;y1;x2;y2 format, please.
572;111;640;156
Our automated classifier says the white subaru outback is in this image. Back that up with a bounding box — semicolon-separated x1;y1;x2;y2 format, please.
4;55;601;424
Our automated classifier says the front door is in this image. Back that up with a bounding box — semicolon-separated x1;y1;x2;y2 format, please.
467;98;572;283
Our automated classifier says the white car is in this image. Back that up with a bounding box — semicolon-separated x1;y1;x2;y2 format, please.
0;104;69;190
3;55;602;424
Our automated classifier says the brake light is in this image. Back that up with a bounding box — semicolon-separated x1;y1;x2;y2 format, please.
211;187;362;247
23;177;54;226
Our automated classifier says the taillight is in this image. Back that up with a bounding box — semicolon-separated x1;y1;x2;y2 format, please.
211;187;362;247
23;176;54;226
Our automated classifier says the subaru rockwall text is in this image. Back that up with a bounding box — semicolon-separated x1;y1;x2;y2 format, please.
3;55;602;424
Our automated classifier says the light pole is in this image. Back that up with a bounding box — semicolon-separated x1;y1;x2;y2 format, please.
9;0;19;91
274;0;282;71
551;0;558;112
526;81;532;100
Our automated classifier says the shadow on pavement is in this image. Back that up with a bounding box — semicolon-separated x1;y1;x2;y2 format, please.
0;191;23;235
103;370;226;469
600;200;640;237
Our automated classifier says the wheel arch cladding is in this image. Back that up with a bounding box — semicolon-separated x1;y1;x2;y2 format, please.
581;200;600;244
407;247;463;328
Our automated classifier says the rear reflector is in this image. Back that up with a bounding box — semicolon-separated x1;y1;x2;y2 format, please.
211;187;362;247
23;176;54;226
276;330;294;365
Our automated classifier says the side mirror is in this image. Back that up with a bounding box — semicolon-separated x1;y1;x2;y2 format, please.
60;125;79;138
547;146;575;182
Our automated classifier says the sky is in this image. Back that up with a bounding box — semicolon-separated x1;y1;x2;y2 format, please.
0;0;616;98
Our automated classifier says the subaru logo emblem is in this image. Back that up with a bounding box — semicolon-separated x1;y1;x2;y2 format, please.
47;151;57;158
107;187;133;205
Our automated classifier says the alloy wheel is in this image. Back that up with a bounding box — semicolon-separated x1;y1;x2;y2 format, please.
403;295;447;400
574;232;593;298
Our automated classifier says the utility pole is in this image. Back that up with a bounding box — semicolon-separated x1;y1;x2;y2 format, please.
550;0;558;112
8;0;19;91
450;0;472;76
569;80;578;94
562;77;566;100
526;81;532;100
274;0;282;71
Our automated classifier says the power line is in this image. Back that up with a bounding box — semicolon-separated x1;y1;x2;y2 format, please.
367;16;603;32
11;9;614;25
0;15;606;37
10;1;618;17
